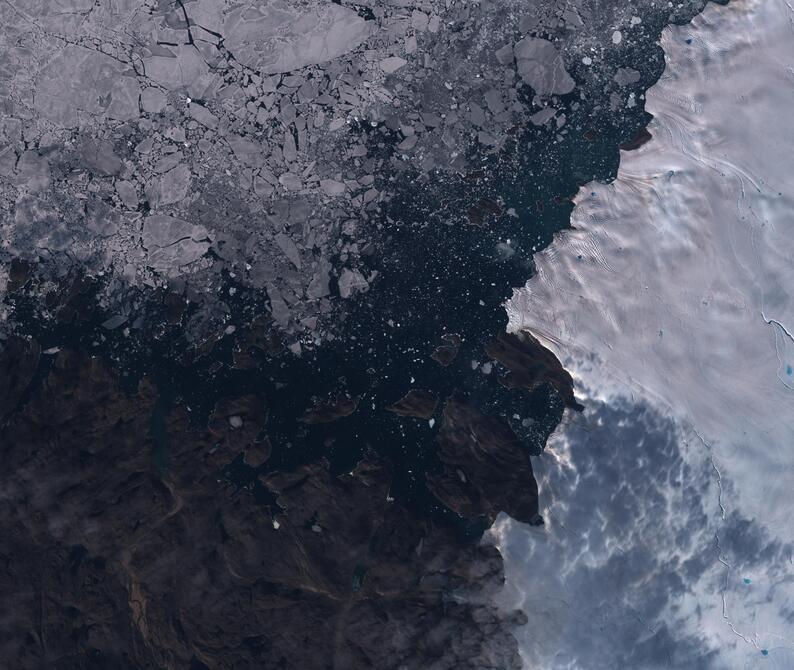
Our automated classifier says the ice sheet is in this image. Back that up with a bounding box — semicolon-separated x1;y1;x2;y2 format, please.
497;0;794;665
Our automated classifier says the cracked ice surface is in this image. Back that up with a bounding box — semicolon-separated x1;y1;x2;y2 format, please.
499;0;794;666
1;0;708;346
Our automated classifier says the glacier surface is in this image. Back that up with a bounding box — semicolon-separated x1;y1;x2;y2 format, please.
496;0;794;666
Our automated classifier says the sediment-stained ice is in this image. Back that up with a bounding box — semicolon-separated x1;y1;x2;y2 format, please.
499;0;794;665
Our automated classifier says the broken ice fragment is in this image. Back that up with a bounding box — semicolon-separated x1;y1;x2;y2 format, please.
275;233;302;269
380;56;407;73
188;103;219;129
320;179;346;196
411;10;429;31
34;46;140;127
614;67;641;86
154;153;183;174
278;173;302;191
116;180;138;209
338;268;369;298
530;108;557;126
102;315;127;330
142;215;212;271
80;139;123;177
307;263;331;299
227;136;262;166
136;138;154;155
151;165;191;206
514;38;575;96
484;89;504;115
495;44;514;66
141;88;167;114
144;47;210;96
221;4;375;74
397;135;418;151
15;151;50;193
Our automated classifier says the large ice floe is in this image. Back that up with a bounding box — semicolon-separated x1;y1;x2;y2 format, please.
495;0;794;667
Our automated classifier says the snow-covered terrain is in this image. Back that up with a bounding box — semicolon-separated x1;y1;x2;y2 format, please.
497;0;794;666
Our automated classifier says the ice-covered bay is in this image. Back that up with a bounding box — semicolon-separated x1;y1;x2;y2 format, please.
494;0;794;666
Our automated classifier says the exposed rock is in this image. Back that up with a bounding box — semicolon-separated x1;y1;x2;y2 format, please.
432;334;462;367
432;345;458;366
0;348;525;669
485;331;583;411
620;127;653;151
0;336;39;422
387;389;439;419
301;394;359;423
429;394;540;524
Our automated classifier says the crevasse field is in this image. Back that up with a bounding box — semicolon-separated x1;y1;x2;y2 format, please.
496;0;794;666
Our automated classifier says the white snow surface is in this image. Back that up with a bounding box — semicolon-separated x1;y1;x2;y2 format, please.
493;0;794;666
